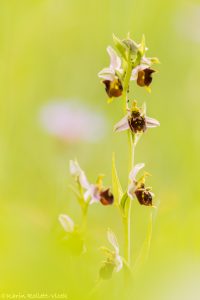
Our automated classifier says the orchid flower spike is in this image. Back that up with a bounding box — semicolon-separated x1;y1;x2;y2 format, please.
70;160;114;206
114;101;160;134
128;163;154;206
99;229;123;279
98;46;123;98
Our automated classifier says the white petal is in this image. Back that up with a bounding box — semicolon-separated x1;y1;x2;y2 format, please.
98;67;115;81
129;163;145;181
107;228;119;254
114;115;129;132
141;56;152;66
130;64;149;81
115;255;123;272
69;160;90;189
87;185;100;204
107;46;121;70
98;67;115;75
146;116;160;128
98;73;115;81
127;182;136;200
59;214;74;232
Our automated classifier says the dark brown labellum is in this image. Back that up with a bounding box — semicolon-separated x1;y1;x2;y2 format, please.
128;111;147;133
135;184;152;206
103;79;123;98
100;189;114;205
137;68;155;87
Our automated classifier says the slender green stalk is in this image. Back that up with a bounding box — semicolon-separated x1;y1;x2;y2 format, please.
123;198;131;265
81;203;89;233
122;51;135;268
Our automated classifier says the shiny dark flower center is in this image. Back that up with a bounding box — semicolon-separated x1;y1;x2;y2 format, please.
100;189;114;205
134;184;152;206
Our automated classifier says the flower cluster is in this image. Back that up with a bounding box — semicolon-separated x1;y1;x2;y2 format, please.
58;34;160;282
98;35;159;101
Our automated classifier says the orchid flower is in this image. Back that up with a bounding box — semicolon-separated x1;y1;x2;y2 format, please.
130;36;159;88
99;229;123;279
131;63;155;87
114;102;160;134
98;46;123;98
70;160;114;205
128;163;154;206
107;229;123;272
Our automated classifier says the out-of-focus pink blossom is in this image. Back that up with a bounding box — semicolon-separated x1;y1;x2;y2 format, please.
39;100;106;143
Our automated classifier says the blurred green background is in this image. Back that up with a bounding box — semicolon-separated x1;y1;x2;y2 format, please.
1;0;200;299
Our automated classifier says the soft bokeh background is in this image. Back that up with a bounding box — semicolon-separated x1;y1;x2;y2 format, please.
1;0;200;299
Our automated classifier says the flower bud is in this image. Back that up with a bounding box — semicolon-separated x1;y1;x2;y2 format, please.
122;38;139;54
128;110;147;133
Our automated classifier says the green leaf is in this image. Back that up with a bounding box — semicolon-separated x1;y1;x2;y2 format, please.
112;34;128;60
112;153;123;206
120;192;128;213
68;184;85;207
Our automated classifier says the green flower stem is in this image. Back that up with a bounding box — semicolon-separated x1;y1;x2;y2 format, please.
122;51;135;267
123;133;135;266
81;202;89;233
123;198;131;265
123;51;132;113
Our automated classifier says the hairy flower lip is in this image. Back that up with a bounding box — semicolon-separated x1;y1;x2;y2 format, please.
134;187;153;206
100;189;114;205
128;112;147;133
